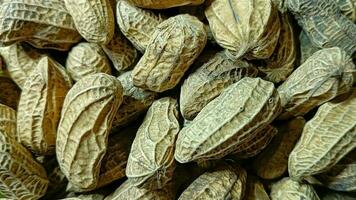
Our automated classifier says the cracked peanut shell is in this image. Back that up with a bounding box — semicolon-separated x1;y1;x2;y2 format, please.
270;177;320;200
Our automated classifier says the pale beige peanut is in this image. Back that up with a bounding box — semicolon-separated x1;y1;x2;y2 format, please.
270;177;320;200
132;14;207;92
116;0;165;53
64;0;114;44
175;77;281;163
56;73;123;191
0;103;16;138
180;50;258;120
0;131;49;200
0;0;82;51
127;0;204;9
288;90;356;180
126;97;180;190
17;57;72;156
66;42;112;82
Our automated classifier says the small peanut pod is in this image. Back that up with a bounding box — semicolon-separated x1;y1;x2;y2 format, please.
178;164;247;200
126;97;180;190
270;178;320;200
17;57;72;155
278;47;354;120
0;131;49;200
180;51;258;120
127;0;204;9
175;77;281;163
132;14;207;92
288;90;356;180
116;0;165;53
0;0;82;51
66;42;112;82
64;0;114;44
0;103;16;138
56;73;123;191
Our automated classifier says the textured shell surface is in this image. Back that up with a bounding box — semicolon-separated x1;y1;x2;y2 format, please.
116;0;165;53
178;164;247;200
17;57;71;156
287;0;356;55
0;131;49;200
277;47;354;120
0;43;44;89
288;90;356;180
316;149;356;192
337;0;356;22
112;71;157;128
127;0;204;9
60;194;105;200
175;77;281;163
126;97;180;190
244;175;270;200
0;0;82;51
270;178;320;200
104;179;174;200
0;103;16;138
102;29;138;72
260;13;296;83
0;75;20;109
205;0;280;59
132;14;207;92
66;42;112;82
56;73;123;191
180;50;258;120
64;0;114;44
299;31;320;64
253;117;305;180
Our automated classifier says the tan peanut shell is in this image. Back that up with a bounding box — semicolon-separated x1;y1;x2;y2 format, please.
0;43;43;89
116;1;165;53
178;164;247;200
64;0;114;44
132;14;207;92
66;42;112;82
0;74;20;109
102;29;138;72
277;47;354;120
205;0;280;59
253;117;305;180
244;176;270;200
126;97;180;189
17;57;71;155
259;13;296;83
0;0;82;51
287;0;356;55
56;73;123;191
127;0;204;9
316;149;356;192
288;90;356;180
0;103;16;138
0;131;49;200
270;177;320;200
105;179;174;200
112;71;156;128
180;51;258;120
175;77;281;163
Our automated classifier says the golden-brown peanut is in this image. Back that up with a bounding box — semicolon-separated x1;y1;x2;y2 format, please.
0;103;16;138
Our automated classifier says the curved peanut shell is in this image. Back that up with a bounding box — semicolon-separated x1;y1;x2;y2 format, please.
175;77;281;163
126;97;180;190
116;1;165;53
0;103;16;138
17;57;71;155
180;51;258;120
64;0;114;44
66;42;112;82
288;90;356;180
270;178;320;200
0;131;49;200
277;47;354;120
127;0;204;9
132;14;207;92
0;0;82;51
56;73;123;191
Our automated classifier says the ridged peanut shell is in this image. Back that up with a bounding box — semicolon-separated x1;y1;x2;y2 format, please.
270;178;320;200
0;0;82;51
126;97;180;190
288;90;356;180
132;14;207;92
180;51;258;120
0;103;16;138
127;0;204;9
17;57;72;155
337;0;356;22
64;0;114;44
56;73;123;191
0;131;49;200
